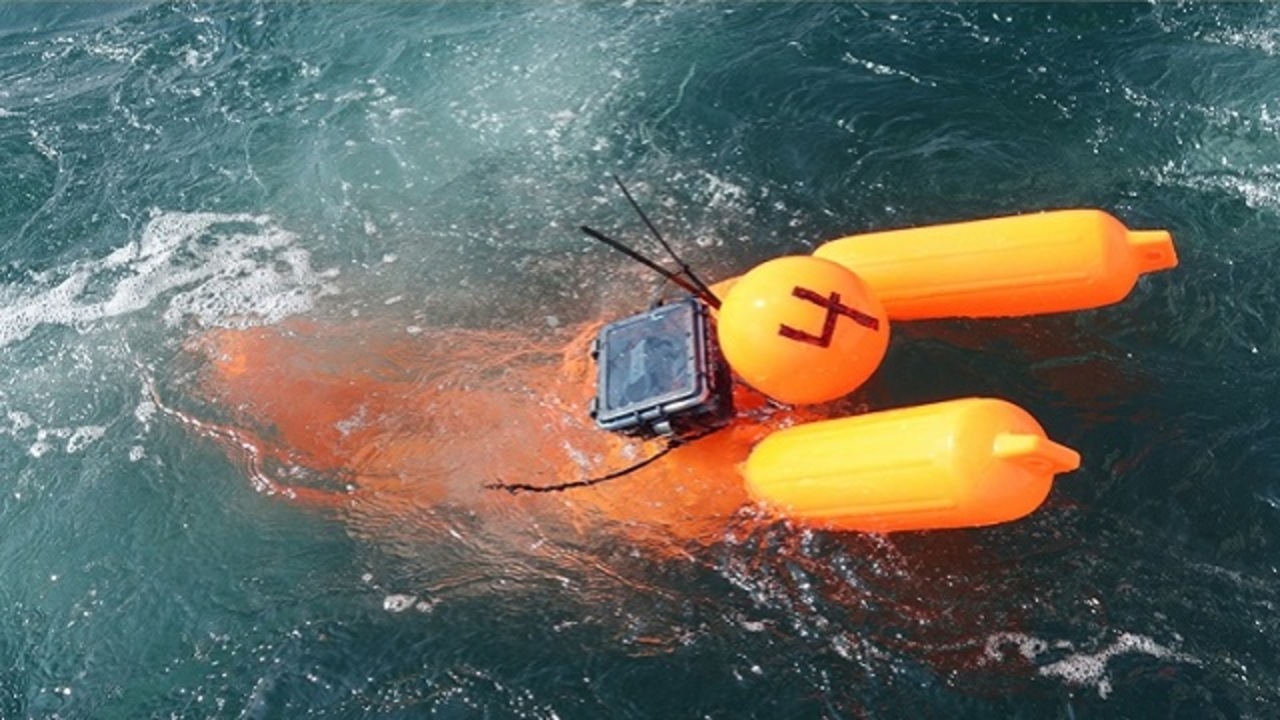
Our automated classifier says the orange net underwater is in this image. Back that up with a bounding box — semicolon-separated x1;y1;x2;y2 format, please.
177;317;815;549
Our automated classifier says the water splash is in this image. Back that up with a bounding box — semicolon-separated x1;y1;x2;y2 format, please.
0;210;338;348
984;630;1200;699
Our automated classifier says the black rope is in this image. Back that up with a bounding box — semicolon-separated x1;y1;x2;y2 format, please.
580;225;707;300
611;175;721;309
577;177;722;310
484;426;724;495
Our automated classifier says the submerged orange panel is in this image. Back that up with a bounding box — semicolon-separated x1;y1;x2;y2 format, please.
185;319;822;549
812;209;1177;320
742;397;1080;532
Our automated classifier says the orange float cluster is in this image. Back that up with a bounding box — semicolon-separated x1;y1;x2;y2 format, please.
183;209;1176;540
702;209;1176;532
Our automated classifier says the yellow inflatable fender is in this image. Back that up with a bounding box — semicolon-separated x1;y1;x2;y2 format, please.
742;397;1080;532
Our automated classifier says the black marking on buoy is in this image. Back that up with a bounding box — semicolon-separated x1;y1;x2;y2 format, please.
778;286;880;348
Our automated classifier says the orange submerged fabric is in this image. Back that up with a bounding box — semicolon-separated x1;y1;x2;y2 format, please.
182;317;817;548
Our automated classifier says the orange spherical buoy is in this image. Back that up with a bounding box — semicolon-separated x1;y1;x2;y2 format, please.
716;256;889;404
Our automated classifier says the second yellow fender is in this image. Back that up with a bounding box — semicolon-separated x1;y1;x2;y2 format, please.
812;209;1177;319
742;397;1081;532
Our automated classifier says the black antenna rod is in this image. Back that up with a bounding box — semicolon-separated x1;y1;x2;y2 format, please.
611;175;721;309
579;225;707;300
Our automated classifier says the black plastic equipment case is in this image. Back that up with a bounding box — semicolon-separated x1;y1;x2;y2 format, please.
589;297;733;438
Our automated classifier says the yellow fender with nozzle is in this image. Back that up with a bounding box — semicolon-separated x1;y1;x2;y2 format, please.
812;208;1177;319
711;209;1177;320
742;397;1081;532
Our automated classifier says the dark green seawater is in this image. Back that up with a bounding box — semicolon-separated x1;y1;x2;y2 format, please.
2;2;1278;718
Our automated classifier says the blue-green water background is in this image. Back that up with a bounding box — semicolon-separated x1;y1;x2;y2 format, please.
2;2;1278;718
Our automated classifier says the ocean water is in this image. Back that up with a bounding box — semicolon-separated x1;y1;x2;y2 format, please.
2;2;1278;718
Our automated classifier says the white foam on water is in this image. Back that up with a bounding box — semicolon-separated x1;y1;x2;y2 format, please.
64;425;106;453
0;210;339;348
382;594;416;613
1152;159;1280;215
1201;26;1280;57
380;593;440;614
840;52;937;87
4;409;104;458
14;424;107;458
983;630;1200;699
